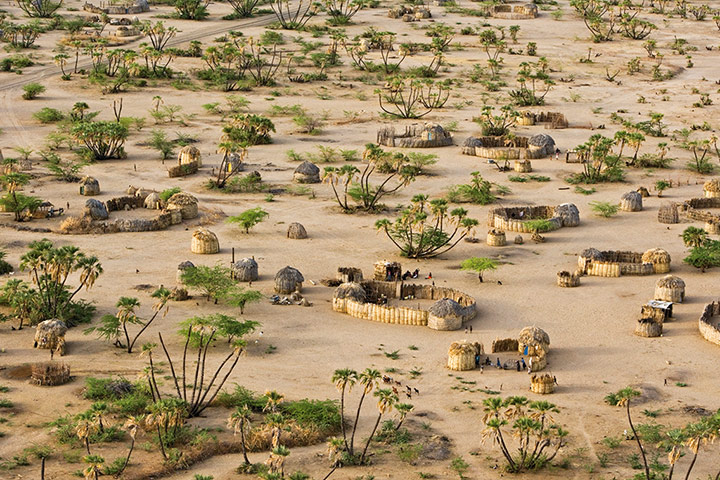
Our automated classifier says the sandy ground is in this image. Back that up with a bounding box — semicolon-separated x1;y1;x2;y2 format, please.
1;0;719;478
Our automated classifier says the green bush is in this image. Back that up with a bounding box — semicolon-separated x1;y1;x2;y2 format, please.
22;83;45;100
524;219;555;232
280;399;340;433
222;114;275;146
159;187;181;202
33;108;65;124
589;201;619;218
216;385;267;411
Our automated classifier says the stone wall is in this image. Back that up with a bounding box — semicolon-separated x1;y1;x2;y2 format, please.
106;195;144;212
698;301;720;346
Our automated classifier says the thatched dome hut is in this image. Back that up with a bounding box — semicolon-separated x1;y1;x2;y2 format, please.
144;192;161;210
232;257;259;282
275;266;304;294
703;178;720;198
293;161;320;184
191;228;219;254
461;136;483;155
658;203;679;224
83;198;108;220
620;191;643;212
126;185;138;195
30;361;71;386
287;222;308;239
514;235;524;244
334;282;366;302
167;192;198;220
487;229;506;246
528;133;556;156
530;374;555;394
79;176;100;196
447;340;484;371
428;298;465;331
654;275;685;303
518;326;550;356
337;267;363;283
134;188;153;201
176;260;194;284
34;319;68;356
635;318;662;337
554;203;580;227
636;186;650;198
178;145;202;167
642;248;671;274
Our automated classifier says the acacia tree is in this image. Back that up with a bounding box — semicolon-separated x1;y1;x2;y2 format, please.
461;257;498;283
481;396;568;472
510;60;554;106
376;195;479;258
16;0;62;18
0;172;41;221
377;76;450;119
269;0;317;29
324;0;365;25
71;121;128;160
474;105;519;136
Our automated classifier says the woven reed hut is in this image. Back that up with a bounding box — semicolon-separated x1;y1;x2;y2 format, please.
461;136;484;155
428;298;465;331
703;179;720;198
518;326;550;357
144;192;161;209
178;145;202;167
83;198;108;220
557;270;580;287
620;191;643;212
654;275;685;303
514;235;524;244
447;340;484;371
514;159;532;173
33;319;68;356
487;229;506;246
642;248;671;274
530;374;555;394
529;134;556;156
642;301;672;324
332;282;367;313
637;186;650;198
374;261;402;281
232;257;259;282
275;266;304;294
79;176;100;196
167;192;198;220
337;267;363;283
191;228;219;254
706;220;720;235
635;318;662;337
30;362;71;386
293;161;320;184
658;203;679;224
176;260;194;283
287;222;308;239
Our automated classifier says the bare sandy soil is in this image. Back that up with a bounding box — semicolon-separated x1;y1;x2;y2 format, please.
1;0;719;479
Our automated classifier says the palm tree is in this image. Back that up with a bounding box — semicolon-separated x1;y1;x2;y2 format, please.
349;368;380;453
75;413;96;455
614;130;630;158
117;416;141;476
264;390;285;413
228;405;252;466
627;132;646;165
82;455;104;480
393;403;414;431
611;387;649;480
332;368;357;452
360;388;397;463
481;397;515;469
89;402;108;433
681;226;708;248
326;437;344;467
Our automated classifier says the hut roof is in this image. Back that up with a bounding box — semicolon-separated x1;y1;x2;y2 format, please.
580;247;604;261
234;257;258;270
178;260;195;270
529;133;555;149
37;319;68;335
334;282;366;302
275;266;304;283
192;228;217;242
144;192;160;204
462;136;484;148
704;179;720;192
80;176;99;185
168;192;197;206
656;275;685;288
642;248;671;264
621;191;642;200
294;161;319;176
429;298;465;318
518;326;550;347
179;145;200;156
448;340;481;355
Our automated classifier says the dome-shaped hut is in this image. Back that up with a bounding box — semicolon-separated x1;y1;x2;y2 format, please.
83;198;108;220
703;179;720;198
178;145;202;167
554;203;580;227
34;319;68;356
447;340;483;371
461;136;483;155
654;275;685;303
191;228;219;254
167;192;198;220
620;191;643;212
144;192;161;210
427;298;465;331
635;317;662;337
287;222;308;239
332;282;366;312
134;188;153;201
79;176;100;196
274;266;304;294
487;229;506;246
518;326;550;357
233;257;259;282
658;203;679;224
642;248;671;274
176;260;194;283
530;374;555;394
636;186;650;198
293;161;320;184
528;134;556;156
